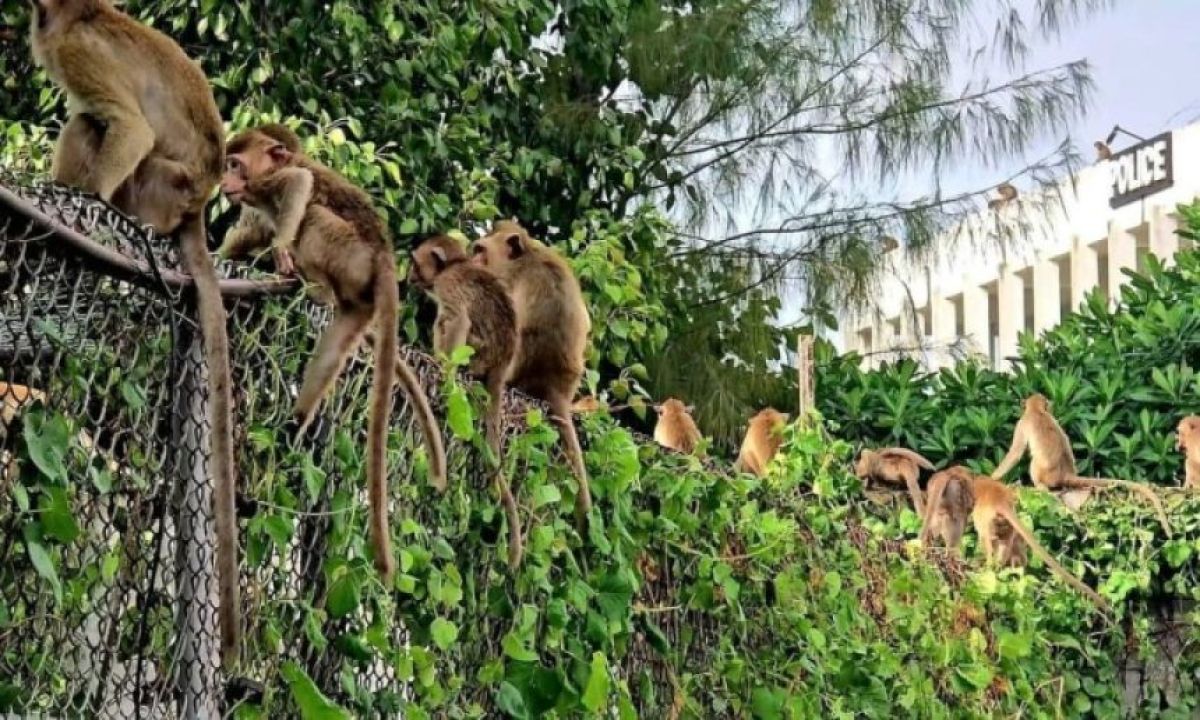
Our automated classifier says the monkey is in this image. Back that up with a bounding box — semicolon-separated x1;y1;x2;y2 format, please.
1176;416;1200;489
734;408;789;477
987;182;1018;210
1095;141;1113;162
853;447;934;515
409;234;523;568
652;398;702;455
221;124;448;582
30;0;241;666
471;220;593;526
916;466;974;555
922;467;1108;610
993;393;1171;534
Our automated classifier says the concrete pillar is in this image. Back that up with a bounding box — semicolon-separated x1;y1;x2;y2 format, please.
1070;235;1100;310
1032;254;1061;333
1107;221;1136;304
962;284;989;359
1150;205;1179;265
997;265;1023;368
931;294;955;344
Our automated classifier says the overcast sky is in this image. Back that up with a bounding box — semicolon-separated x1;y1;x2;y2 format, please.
948;0;1200;195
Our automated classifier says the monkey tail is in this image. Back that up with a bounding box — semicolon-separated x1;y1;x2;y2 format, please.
391;351;448;494
485;376;522;568
904;470;926;518
1069;475;1172;536
177;213;241;668
368;254;399;581
1001;506;1110;613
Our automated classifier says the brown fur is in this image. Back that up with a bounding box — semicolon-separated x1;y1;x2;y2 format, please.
410;234;523;568
734;408;789;476
922;467;1109;610
1176;416;1200;489
917;466;974;554
653;398;702;454
854;447;934;515
31;0;240;667
993;393;1171;534
220;126;448;582
471;220;593;526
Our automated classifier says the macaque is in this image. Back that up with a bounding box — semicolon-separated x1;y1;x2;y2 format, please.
1095;141;1113;162
471;220;593;526
220;124;448;582
987;182;1018;209
31;0;240;665
409;234;522;568
1175;416;1200;489
921;466;1108;610
993;394;1171;534
917;466;973;554
653;398;702;455
734;408;789;477
853;447;934;515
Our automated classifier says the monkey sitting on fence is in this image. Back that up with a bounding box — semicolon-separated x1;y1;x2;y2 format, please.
219;123;447;581
409;234;523;568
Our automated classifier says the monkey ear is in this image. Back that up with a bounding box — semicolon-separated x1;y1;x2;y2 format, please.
505;233;525;259
430;245;448;270
267;142;293;164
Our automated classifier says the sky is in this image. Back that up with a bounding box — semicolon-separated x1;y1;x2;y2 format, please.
780;0;1200;328
949;0;1200;193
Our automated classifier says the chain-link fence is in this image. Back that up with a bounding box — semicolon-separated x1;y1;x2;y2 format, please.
0;173;726;718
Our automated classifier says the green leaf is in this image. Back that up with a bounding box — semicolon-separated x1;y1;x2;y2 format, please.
595;572;634;621
502;632;539;662
40;487;79;543
280;662;353;720
446;385;475;440
23;411;70;482
750;687;785;720
581;652;609;713
25;537;61;603
430;617;458;651
496;682;531;719
532;484;561;509
326;573;361;619
956;664;993;690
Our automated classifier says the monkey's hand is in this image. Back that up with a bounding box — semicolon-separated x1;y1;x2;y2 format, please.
274;247;297;276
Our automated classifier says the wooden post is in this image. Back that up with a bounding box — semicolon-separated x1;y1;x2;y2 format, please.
797;334;814;416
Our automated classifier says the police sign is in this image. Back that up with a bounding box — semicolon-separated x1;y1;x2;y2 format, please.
1109;132;1173;208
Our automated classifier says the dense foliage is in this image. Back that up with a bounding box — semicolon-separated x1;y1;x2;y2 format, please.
817;202;1200;490
0;0;1113;444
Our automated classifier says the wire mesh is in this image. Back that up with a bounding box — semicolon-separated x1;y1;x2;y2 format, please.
0;172;720;717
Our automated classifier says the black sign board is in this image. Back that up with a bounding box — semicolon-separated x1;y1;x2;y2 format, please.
1109;132;1173;208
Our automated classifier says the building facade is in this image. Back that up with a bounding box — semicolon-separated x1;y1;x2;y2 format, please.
840;121;1200;371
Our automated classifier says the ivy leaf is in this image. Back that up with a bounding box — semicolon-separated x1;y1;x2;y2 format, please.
25;535;61;603
532;484;561;509
446;385;475;440
430;618;458;650
280;661;353;720
326;574;361;619
23;411;70;483
955;664;993;690
40;487;80;543
581;652;609;713
750;686;785;719
502;632;539;662
595;572;633;621
496;682;531;719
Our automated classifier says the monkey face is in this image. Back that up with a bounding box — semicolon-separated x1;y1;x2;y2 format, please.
221;132;292;203
852;451;873;478
657;398;693;418
1177;417;1200;451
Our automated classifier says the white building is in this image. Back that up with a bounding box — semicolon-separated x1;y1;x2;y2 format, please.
840;121;1200;371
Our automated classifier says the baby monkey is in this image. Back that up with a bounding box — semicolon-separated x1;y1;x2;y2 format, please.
410;234;523;568
653;398;702;455
921;466;1108;610
220;123;446;580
